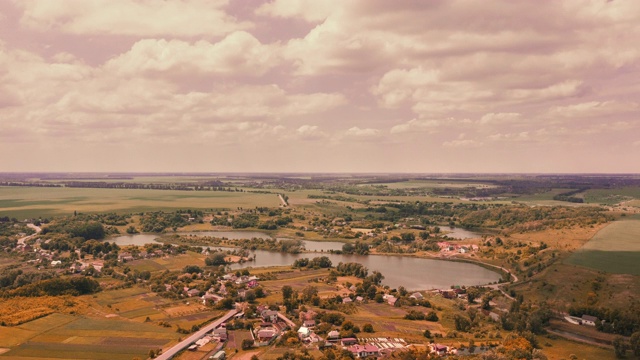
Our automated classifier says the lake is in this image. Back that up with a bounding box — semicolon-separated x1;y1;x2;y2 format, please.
443;227;482;239
108;233;500;290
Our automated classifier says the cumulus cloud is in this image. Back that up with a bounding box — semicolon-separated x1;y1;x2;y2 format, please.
296;125;327;140
2;0;640;172
344;126;381;138
390;118;440;134
16;0;250;37
479;113;522;125
255;0;338;22
105;32;282;77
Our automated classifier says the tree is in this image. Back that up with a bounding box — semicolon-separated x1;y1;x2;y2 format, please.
205;253;227;266
363;323;374;333
613;336;627;358
423;329;431;338
630;332;640;357
242;338;254;350
282;285;293;301
425;311;439;322
454;315;471;332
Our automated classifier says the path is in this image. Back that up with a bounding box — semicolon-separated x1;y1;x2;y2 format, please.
155;309;238;360
17;223;42;245
278;194;288;207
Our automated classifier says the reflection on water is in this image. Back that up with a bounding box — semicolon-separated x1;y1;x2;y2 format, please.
107;233;500;290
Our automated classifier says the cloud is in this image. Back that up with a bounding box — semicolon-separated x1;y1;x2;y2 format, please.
488;132;531;142
442;139;482;148
390;118;439;134
479;112;522;125
255;0;338;22
296;125;327;140
545;101;639;119
344;126;381;138
16;0;250;37
105;32;281;77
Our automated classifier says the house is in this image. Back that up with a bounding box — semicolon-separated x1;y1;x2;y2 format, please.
247;279;259;288
355;296;364;302
581;315;598;326
213;327;227;341
348;344;380;358
261;310;279;323
50;260;62;266
187;288;200;297
202;293;223;305
327;330;340;340
303;320;316;328
430;344;448;356
297;326;311;338
256;329;276;346
385;295;399;306
341;338;358;346
409;292;423;300
118;252;134;262
342;297;353;304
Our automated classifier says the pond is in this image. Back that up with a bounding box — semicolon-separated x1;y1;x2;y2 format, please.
443;227;482;239
107;233;500;290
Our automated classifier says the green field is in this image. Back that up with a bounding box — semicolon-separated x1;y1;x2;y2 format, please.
566;215;640;275
584;187;640;205
0;186;280;218
0;314;179;360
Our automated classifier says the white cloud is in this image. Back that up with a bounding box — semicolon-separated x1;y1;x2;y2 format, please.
344;126;381;137
488;132;531;142
105;32;281;77
546;101;639;119
16;0;250;37
255;0;338;22
390;118;439;134
479;112;522;125
442;139;482;148
296;125;327;140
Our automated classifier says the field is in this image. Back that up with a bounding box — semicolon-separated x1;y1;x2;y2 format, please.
0;313;179;360
0;186;280;218
584;187;640;205
566;215;640;275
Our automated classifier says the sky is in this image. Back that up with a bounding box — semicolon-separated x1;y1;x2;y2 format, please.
1;0;639;173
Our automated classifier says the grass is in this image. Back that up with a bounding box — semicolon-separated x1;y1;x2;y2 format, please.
539;333;615;360
0;186;280;218
566;215;640;274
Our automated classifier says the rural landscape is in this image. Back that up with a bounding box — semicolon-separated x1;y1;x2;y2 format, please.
0;173;639;360
2;0;640;359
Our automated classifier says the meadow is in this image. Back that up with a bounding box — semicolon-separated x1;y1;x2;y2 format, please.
566;215;640;275
0;186;280;218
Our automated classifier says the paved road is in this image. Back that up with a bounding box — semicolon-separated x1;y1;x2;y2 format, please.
155;309;238;360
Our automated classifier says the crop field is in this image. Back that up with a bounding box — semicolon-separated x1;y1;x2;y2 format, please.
0;186;280;218
566;215;640;275
0;314;179;360
584;187;640;205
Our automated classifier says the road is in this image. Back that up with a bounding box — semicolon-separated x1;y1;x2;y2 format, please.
17;223;42;245
155;309;238;360
278;194;288;207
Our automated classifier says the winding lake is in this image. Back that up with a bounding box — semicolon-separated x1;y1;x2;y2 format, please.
108;233;500;290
